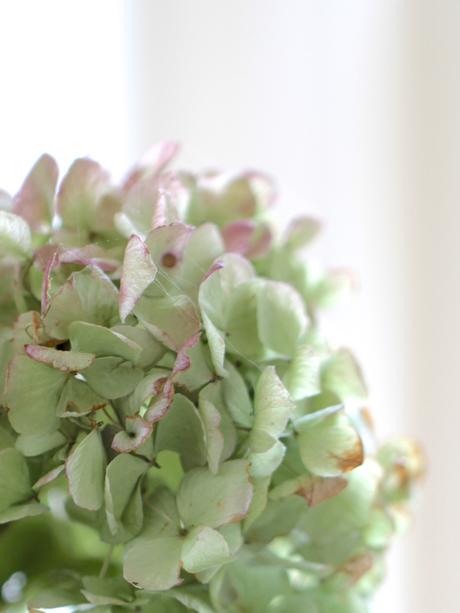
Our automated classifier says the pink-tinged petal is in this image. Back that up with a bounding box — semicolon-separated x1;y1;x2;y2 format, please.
119;235;157;322
116;173;181;237
34;244;59;271
202;260;225;283
13;154;58;231
171;332;201;378
111;415;153;453
145;222;194;272
57;158;110;229
33;464;65;490
221;220;272;259
135;293;201;352
122;141;180;192
283;216;322;250
191;170;276;226
144;334;199;424
243;170;277;208
144;378;175;423
41;247;60;315
58;245;119;272
25;344;95;372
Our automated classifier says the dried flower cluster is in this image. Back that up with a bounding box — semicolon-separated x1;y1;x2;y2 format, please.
0;143;421;612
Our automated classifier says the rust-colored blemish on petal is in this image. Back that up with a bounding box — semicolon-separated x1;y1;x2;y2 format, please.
297;476;348;507
360;406;375;431
330;436;364;473
340;552;373;584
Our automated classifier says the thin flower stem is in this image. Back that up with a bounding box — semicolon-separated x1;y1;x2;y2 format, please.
99;544;115;579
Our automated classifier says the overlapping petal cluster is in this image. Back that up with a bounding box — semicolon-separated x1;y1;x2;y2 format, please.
0;144;421;612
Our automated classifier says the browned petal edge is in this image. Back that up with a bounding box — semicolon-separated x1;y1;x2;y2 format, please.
33;464;65;490
297;476;348;507
338;552;374;584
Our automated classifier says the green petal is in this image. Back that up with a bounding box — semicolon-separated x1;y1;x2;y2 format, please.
69;321;142;363
66;429;106;510
178;223;225;295
142;487;181;538
111;324;166;367
135;294;200;352
297;408;364;477
16;430;66;457
283;342;322;401
155;394;207;470
25;344;95;372
119;235;157;322
243;477;270;531
124;535;183;591
84;356;144;399
201;313;226;377
5;355;67;434
103;453;147;542
249;367;294;477
0;501;47;524
81;576;135;606
222;361;253;428
282;216;322;251
177;460;253;529
225;281;263;359
181;526;230;574
297;460;382;565
245;496;305;544
56;377;108;417
43;266;119;340
57;158;110;230
0;210;32;260
0;447;32;512
198;398;224;474
257;281;308;357
321;349;367;402
199;253;254;331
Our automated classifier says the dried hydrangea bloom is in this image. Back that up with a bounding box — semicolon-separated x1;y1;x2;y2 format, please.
0;143;422;612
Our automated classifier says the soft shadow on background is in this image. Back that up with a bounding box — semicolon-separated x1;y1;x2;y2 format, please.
0;1;457;611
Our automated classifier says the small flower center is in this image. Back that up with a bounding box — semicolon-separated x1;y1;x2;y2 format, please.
161;252;178;268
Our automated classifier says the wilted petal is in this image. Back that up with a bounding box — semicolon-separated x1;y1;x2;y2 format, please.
111;416;153;453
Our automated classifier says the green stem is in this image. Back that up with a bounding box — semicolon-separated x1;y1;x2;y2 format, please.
99;544;115;579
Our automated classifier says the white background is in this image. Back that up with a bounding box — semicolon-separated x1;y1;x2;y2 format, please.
1;1;458;611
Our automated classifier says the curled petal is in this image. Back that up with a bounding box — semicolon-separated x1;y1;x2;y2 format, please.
111;416;153;453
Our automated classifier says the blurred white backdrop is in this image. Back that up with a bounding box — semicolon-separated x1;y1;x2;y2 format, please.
1;1;458;611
